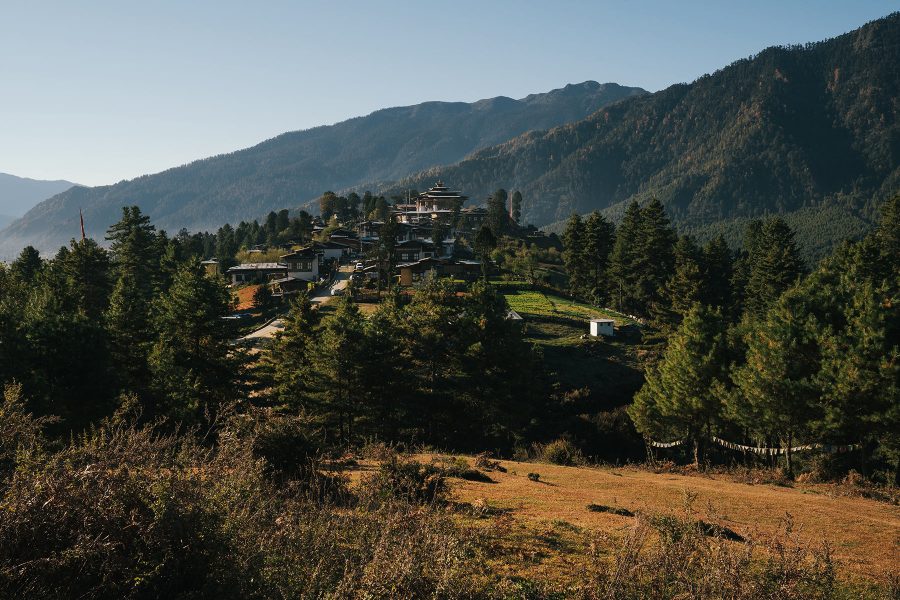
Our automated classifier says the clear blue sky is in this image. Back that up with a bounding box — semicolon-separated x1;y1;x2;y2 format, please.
0;1;893;187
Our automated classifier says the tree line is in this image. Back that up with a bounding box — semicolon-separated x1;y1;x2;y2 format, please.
264;279;544;451
603;195;898;480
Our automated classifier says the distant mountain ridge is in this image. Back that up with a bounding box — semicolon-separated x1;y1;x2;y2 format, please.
0;82;645;256
0;173;77;230
384;13;899;253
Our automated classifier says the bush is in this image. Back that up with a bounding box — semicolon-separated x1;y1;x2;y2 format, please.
361;456;448;505
578;513;841;599
539;438;584;466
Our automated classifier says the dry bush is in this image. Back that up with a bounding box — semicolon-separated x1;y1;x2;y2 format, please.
474;451;507;472
574;513;849;600
0;420;490;599
434;456;494;483
360;455;449;506
537;438;584;466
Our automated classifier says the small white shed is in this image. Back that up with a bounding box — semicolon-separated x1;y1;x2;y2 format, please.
590;318;615;337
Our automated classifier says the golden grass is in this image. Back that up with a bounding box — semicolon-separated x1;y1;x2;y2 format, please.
348;454;899;583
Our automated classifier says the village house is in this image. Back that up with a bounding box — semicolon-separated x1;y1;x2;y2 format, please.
394;239;436;263
396;257;482;286
227;262;287;285
281;247;320;281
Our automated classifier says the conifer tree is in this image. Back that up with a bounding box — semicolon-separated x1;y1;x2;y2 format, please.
270;293;320;409
561;214;587;297
148;260;234;423
609;201;643;314
360;297;406;439
659;235;704;328
511;190;523;224
10;246;42;283
629;304;728;466
487;189;508;237
700;235;733;311
744;217;803;316
636;198;676;316
313;297;366;445
59;238;111;320
729;289;822;476
583;211;615;305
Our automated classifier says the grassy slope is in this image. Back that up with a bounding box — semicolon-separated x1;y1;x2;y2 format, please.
400;455;900;583
502;289;655;413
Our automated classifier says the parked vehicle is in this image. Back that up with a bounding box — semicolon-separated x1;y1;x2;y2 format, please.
354;262;365;271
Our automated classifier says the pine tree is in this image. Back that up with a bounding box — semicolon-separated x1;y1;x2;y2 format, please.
561;214;587;297
10;246;42;283
636;198;676;317
583;211;615;305
629;305;728;466
744;217;803;316
313;298;367;445
270;293;320;409
609;201;643;314
360;297;406;439
487;189;508;237
729;289;822;476
148;259;234;423
474;225;496;280
511;190;523;224
659;235;704;328
700;235;733;311
60;238;111;320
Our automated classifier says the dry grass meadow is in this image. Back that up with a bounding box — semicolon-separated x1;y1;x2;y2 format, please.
346;454;899;586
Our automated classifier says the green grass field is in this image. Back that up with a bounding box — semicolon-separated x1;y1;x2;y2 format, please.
502;289;635;325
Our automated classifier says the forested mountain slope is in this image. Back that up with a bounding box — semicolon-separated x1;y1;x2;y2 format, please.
390;14;899;243
0;82;644;256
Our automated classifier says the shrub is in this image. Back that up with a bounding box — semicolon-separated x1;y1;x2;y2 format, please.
361;456;448;505
527;472;541;482
434;456;494;483
540;438;584;466
577;513;841;600
474;452;507;472
587;503;634;517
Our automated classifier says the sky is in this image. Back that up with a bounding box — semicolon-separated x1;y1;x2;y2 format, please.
0;1;894;188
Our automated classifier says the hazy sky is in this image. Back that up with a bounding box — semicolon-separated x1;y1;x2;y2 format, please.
0;1;893;187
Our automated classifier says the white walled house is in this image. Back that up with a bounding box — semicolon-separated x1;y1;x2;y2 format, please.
281;248;319;281
590;318;615;337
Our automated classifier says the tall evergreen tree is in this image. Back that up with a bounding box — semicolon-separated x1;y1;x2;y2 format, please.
313;298;367;445
511;191;523;224
658;235;704;329
561;214;587;297
609;201;643;314
636;198;676;316
699;235;733;311
744;217;803;316
629;305;728;466
729;289;822;476
487;189;508;237
148;260;234;423
270;293;320;409
583;211;615;305
10;246;42;283
59;238;111;320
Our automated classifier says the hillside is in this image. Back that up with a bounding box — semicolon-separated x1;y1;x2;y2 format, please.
0;82;644;257
0;173;76;230
389;14;899;253
363;454;899;583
